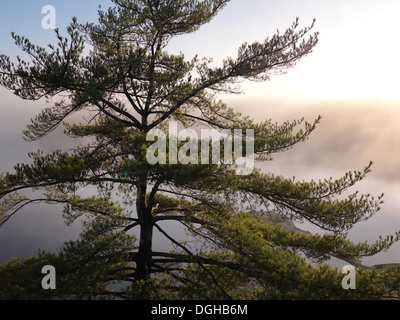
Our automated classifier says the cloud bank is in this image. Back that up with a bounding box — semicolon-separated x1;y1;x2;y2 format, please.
227;96;400;183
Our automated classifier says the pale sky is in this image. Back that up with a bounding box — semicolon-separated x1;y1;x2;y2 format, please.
167;0;400;102
0;0;400;104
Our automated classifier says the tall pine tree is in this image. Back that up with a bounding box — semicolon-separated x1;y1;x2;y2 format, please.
1;0;399;299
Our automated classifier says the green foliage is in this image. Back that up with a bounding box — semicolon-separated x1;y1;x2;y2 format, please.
0;215;136;300
0;0;399;300
0;252;57;300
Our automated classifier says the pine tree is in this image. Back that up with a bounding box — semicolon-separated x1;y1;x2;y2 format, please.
1;0;399;300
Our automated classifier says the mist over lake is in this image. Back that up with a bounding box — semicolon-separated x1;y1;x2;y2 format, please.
1;98;400;269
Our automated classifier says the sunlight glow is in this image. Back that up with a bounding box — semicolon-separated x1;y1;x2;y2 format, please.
232;1;400;103
292;2;400;101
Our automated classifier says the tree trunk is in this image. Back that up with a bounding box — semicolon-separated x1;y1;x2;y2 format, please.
136;220;154;280
135;180;153;281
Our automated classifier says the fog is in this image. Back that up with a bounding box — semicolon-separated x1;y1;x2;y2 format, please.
236;97;400;267
1;95;400;267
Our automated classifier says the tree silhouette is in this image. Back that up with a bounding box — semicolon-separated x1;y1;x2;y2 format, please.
0;0;399;300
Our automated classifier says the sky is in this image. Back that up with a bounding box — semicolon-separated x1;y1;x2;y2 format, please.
1;0;400;101
1;0;400;266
